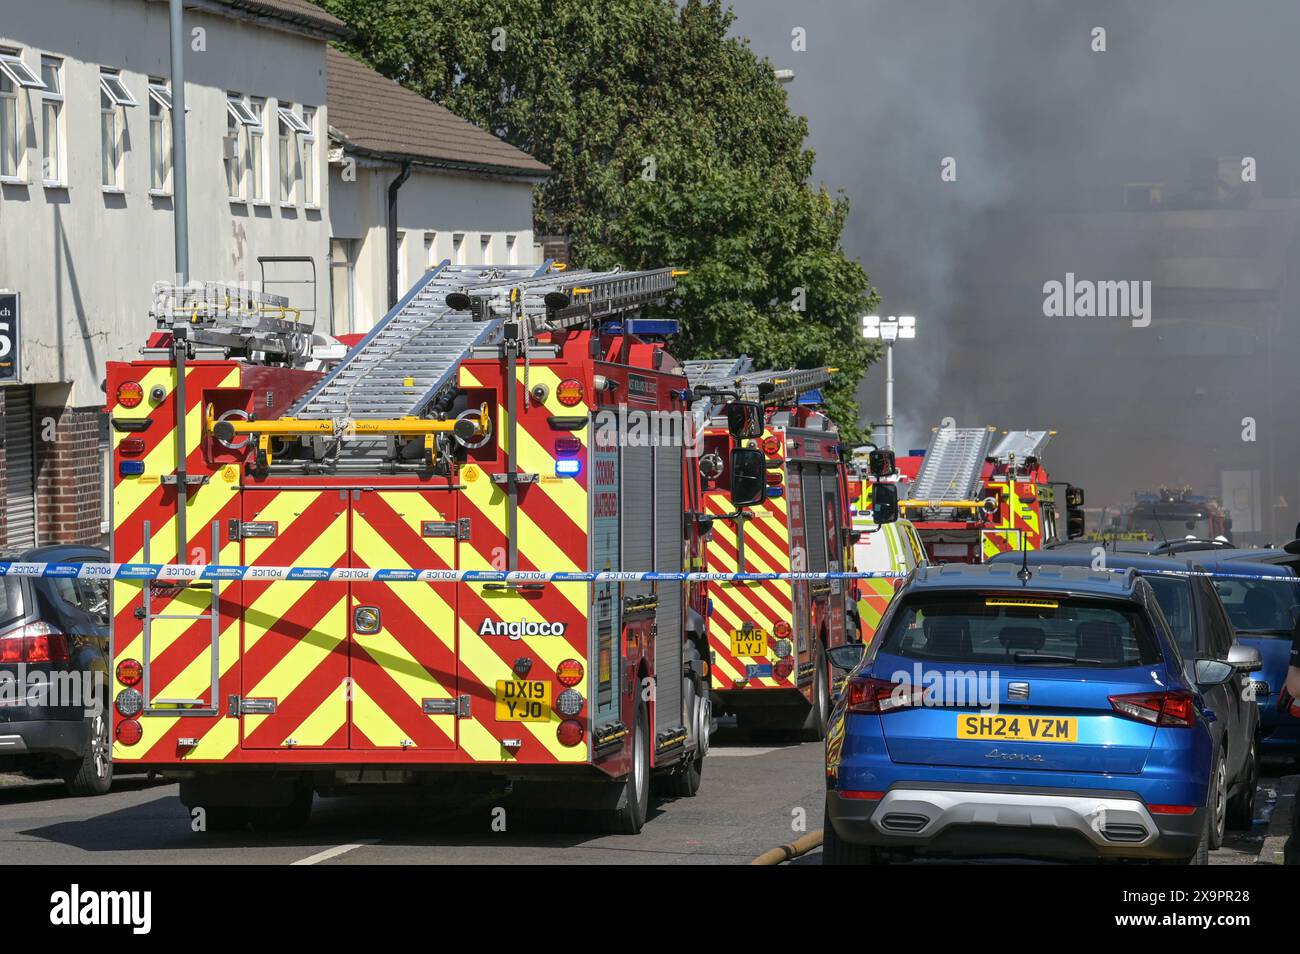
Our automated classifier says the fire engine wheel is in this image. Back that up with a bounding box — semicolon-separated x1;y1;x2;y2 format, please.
800;653;831;742
602;701;650;834
62;705;113;797
250;785;314;832
656;657;707;798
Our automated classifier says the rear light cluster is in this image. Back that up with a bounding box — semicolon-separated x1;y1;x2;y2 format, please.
844;676;926;714
114;658;146;746
1108;691;1196;728
555;658;585;747
0;622;70;663
761;436;782;456
773;657;794;679
116;381;144;408
773;621;792;638
554;435;582;478
556;379;585;407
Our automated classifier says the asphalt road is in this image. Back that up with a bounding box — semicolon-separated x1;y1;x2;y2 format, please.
0;728;1288;865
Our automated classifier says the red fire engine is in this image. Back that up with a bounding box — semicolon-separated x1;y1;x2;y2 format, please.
105;265;759;833
900;426;1084;563
684;359;857;740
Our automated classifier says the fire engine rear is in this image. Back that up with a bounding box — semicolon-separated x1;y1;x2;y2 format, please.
684;359;857;740
105;264;749;833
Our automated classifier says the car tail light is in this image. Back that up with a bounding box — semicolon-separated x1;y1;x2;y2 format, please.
556;379;584;407
0;622;70;663
116;381;144;408
761;436;781;456
118;437;147;456
556;658;584;687
773;657;794;679
1108;690;1196;728
773;620;792;638
116;658;144;687
115;719;143;746
115;688;144;718
845;675;924;714
556;720;585;747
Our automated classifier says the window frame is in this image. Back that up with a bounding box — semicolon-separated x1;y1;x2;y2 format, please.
147;79;172;194
0;61;21;182
225;92;252;201
99;69;133;192
247;96;267;204
300;105;317;207
40;56;65;187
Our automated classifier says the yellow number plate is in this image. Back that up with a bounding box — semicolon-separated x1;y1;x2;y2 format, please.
730;630;767;658
495;680;552;722
957;714;1078;743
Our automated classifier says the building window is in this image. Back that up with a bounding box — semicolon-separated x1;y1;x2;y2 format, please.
452;232;465;265
99;69;136;190
147;80;172;193
40;57;63;185
330;238;356;336
225;93;257;199
300;105;317;206
480;234;492;264
247;97;266;203
277;103;309;204
1;50;46;181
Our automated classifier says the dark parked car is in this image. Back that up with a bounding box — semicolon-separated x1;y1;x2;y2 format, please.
0;546;112;795
990;547;1262;842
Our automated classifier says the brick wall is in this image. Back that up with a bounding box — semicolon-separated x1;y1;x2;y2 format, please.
35;405;104;546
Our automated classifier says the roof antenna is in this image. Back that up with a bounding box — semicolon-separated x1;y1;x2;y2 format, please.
1017;524;1032;584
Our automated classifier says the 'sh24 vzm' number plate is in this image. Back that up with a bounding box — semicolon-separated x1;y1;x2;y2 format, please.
957;714;1078;743
495;680;552;722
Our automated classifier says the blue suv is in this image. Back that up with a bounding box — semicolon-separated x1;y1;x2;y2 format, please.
824;563;1230;864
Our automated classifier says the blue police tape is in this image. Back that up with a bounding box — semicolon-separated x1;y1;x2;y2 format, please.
2;561;1296;585
0;561;907;584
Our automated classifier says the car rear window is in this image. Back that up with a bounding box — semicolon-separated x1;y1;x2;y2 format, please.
880;593;1162;667
1213;576;1299;635
0;577;22;631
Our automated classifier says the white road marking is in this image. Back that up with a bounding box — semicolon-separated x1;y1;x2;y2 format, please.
709;747;784;757
291;840;378;865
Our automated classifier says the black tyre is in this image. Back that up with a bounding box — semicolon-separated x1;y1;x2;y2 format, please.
822;798;882;865
62;706;112;797
1226;736;1259;831
800;654;831;742
661;652;707;797
1208;748;1228;850
603;700;650;834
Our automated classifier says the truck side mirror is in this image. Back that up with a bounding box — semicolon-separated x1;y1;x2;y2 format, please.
1067;509;1086;539
725;401;764;440
871;482;899;524
1066;485;1085;508
868;448;896;478
729;447;765;507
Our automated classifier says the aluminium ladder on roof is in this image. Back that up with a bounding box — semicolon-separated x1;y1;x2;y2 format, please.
730;366;836;407
989;429;1054;463
463;266;680;331
288;262;544;420
909;426;995;502
683;355;755;430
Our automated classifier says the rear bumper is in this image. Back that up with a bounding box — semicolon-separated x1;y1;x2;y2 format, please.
0;718;89;761
827;784;1204;861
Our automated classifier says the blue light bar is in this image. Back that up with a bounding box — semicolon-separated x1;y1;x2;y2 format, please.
765;486;784;498
555;459;582;478
119;461;146;477
798;389;823;405
601;319;680;337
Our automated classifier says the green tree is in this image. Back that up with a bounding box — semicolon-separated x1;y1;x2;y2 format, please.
321;0;879;439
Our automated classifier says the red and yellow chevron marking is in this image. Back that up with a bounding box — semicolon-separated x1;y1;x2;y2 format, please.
456;360;590;763
980;528;1024;561
856;578;898;645
704;433;794;691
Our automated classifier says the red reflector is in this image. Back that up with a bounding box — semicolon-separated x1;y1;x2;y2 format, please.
556;658;584;687
1148;804;1197;815
774;620;792;638
118;437;147;456
116;381;144;408
765;471;784;485
556;379;584;407
773;657;794;679
840;790;885;800
115;719;143;746
556;720;585;747
761;436;781;456
116;658;144;687
554;437;582;457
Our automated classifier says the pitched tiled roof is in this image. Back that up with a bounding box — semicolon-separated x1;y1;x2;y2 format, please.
199;0;348;39
326;46;550;179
